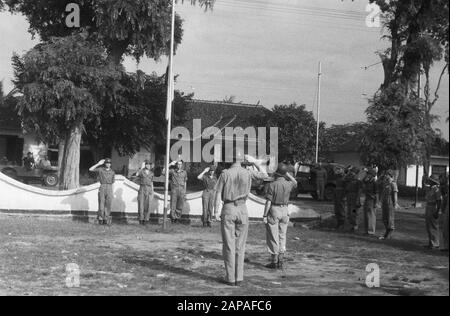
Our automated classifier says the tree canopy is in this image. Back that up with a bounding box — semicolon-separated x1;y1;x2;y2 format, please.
261;103;324;163
360;83;430;170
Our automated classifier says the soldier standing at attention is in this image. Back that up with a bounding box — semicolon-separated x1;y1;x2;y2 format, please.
362;167;378;236
214;154;267;286
378;170;398;240
163;160;188;223
334;167;346;230
315;162;328;201
423;174;442;249
345;167;362;232
89;158;115;225
197;165;218;227
263;163;297;269
135;160;154;226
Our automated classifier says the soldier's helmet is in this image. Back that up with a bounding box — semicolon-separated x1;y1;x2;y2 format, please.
104;158;112;164
429;174;440;185
144;159;152;165
209;165;217;172
274;163;288;177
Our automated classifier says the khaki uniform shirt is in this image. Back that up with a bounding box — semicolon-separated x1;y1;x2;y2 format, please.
215;165;266;203
202;175;217;192
265;177;297;205
93;167;115;185
137;169;154;187
169;169;188;189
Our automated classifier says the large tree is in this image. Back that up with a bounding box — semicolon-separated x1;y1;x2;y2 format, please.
12;34;122;189
321;122;368;157
367;0;448;174
5;0;214;64
261;103;324;163
360;83;430;171
84;71;191;158
5;0;214;188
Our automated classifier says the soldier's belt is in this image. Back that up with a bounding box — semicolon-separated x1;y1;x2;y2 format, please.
224;198;247;206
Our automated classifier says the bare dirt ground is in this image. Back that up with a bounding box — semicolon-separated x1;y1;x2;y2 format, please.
0;198;448;296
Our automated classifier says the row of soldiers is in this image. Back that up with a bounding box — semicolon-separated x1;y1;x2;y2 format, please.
333;165;449;251
89;155;298;286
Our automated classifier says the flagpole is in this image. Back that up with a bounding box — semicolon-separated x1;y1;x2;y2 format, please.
315;61;322;164
163;0;175;230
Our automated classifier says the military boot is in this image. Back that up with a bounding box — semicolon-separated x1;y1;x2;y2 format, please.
266;254;278;269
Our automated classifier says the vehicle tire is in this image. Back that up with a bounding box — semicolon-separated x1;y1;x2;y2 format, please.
1;168;18;180
324;185;336;201
44;174;59;187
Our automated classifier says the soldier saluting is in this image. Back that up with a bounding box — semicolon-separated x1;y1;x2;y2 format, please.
197;165;218;227
163;160;188;223
134;160;155;226
89;158;115;225
214;153;267;286
263;163;297;269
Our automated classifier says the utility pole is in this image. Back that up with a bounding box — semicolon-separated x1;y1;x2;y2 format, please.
315;62;322;164
163;0;175;230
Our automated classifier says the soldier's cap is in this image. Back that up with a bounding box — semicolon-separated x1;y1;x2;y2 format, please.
209;165;217;172
104;158;112;164
144;159;152;165
429;174;440;184
274;163;288;177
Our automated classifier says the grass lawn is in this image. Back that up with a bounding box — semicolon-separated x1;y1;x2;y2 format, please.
0;202;448;296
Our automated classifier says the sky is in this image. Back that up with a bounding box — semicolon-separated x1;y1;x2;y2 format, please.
0;0;448;139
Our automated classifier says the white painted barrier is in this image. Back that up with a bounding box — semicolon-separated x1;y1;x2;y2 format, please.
0;172;319;221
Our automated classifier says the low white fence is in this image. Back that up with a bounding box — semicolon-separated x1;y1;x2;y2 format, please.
0;172;319;221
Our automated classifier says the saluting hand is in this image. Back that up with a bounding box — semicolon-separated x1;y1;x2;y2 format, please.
204;167;210;173
245;155;256;164
98;159;105;165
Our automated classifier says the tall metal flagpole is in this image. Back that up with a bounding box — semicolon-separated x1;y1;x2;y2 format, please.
163;0;175;230
315;62;322;164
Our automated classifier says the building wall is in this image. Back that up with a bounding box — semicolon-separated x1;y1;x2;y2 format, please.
0;130;47;165
400;156;449;187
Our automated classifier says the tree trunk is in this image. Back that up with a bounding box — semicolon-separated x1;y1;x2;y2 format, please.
61;125;82;190
57;140;65;189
